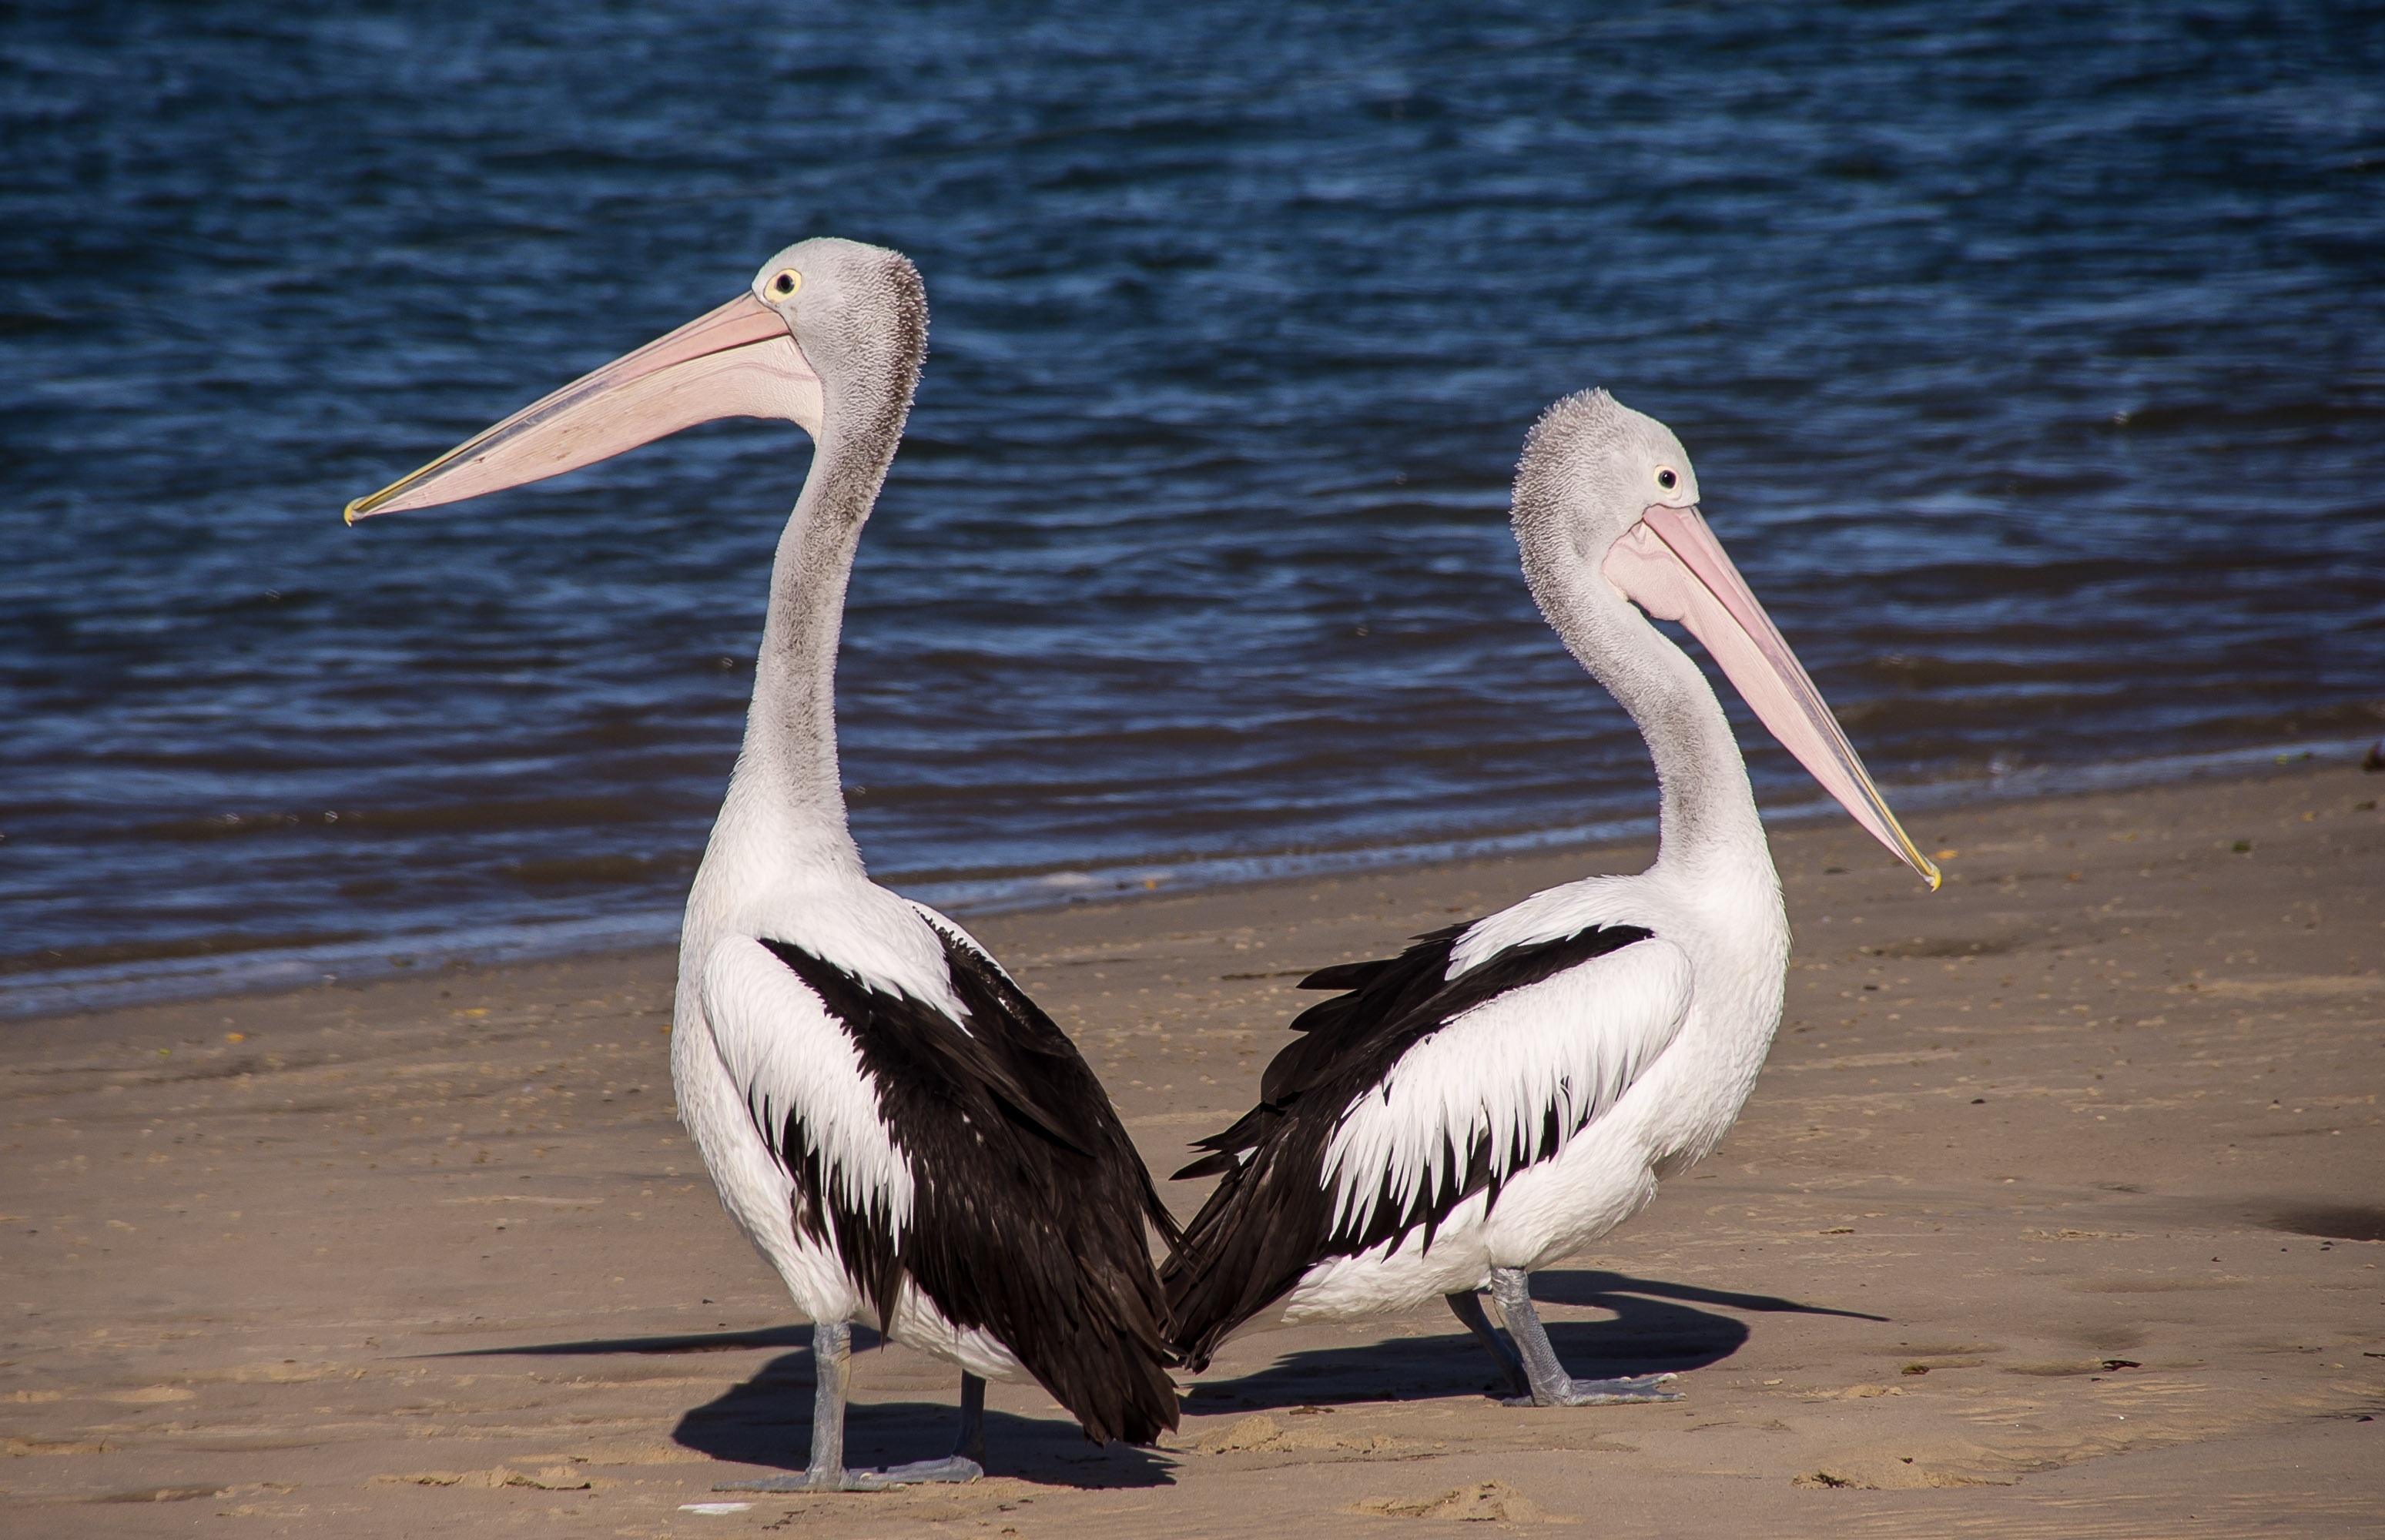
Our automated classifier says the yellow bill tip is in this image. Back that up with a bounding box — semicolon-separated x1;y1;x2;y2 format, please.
1879;815;1942;891
344;482;401;524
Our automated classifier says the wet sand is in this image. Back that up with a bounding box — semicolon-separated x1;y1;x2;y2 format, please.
4;763;2381;1537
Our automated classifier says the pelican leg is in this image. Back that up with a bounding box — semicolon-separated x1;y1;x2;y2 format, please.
874;1372;986;1484
717;1321;911;1492
717;1327;984;1492
960;1371;987;1465
1445;1290;1531;1398
1489;1268;1683;1408
715;1321;883;1492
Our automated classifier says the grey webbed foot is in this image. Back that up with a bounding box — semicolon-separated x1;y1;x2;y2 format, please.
715;1457;981;1491
715;1469;897;1492
715;1455;981;1492
875;1455;983;1484
1499;1371;1681;1408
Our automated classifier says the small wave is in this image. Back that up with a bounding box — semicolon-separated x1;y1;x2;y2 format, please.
896;737;2372;914
0;929;370;979
12;735;2350;1023
501;853;689;886
0;912;681;1020
131;795;672;842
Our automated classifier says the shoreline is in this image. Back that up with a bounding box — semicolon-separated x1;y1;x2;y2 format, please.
6;734;2369;1023
2;757;2379;1535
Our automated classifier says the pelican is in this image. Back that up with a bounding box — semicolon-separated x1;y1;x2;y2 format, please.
346;239;1179;1488
1162;390;1938;1405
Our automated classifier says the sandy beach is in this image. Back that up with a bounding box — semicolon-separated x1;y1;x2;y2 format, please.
4;761;2380;1538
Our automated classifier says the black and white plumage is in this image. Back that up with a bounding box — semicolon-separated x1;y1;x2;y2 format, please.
1163;390;1938;1405
729;922;1178;1446
1167;919;1659;1371
347;238;1178;1487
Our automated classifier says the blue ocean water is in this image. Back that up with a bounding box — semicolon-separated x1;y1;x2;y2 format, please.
4;2;2382;1012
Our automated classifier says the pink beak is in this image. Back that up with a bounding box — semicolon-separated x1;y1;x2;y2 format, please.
345;292;822;523
1603;504;1940;889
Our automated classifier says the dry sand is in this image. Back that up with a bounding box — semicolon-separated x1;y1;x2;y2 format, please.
4;762;2381;1537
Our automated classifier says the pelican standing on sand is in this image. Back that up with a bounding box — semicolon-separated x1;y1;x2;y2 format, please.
346;239;1178;1488
1163;390;1938;1405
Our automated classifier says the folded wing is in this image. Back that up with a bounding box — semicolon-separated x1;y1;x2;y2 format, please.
699;922;1180;1444
1164;920;1691;1370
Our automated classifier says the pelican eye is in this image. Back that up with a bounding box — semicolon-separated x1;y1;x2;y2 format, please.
768;270;801;299
1654;467;1678;491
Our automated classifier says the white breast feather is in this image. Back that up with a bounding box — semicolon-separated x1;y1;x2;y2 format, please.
699;934;916;1234
1319;937;1693;1241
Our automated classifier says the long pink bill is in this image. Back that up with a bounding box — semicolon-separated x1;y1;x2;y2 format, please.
1603;504;1940;889
345;293;821;523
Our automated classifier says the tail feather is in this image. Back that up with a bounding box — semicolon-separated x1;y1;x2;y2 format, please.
1161;1103;1331;1371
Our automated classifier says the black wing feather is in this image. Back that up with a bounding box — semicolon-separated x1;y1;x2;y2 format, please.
758;932;1179;1445
1161;919;1651;1371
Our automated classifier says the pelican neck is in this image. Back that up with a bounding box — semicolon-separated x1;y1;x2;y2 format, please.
1544;570;1777;896
727;399;907;874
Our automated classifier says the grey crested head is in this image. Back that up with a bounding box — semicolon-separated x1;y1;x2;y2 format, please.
1511;389;1700;594
750;237;928;451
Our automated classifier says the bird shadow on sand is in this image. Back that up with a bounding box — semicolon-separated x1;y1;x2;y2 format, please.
425;1324;816;1358
1181;1268;1885;1414
670;1339;1172;1488
423;1324;1169;1487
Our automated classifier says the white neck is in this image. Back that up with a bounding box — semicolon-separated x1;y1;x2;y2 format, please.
1536;564;1777;899
711;395;908;886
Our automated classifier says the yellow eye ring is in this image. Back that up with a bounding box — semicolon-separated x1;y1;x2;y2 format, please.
1654;467;1678;491
767;270;801;300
